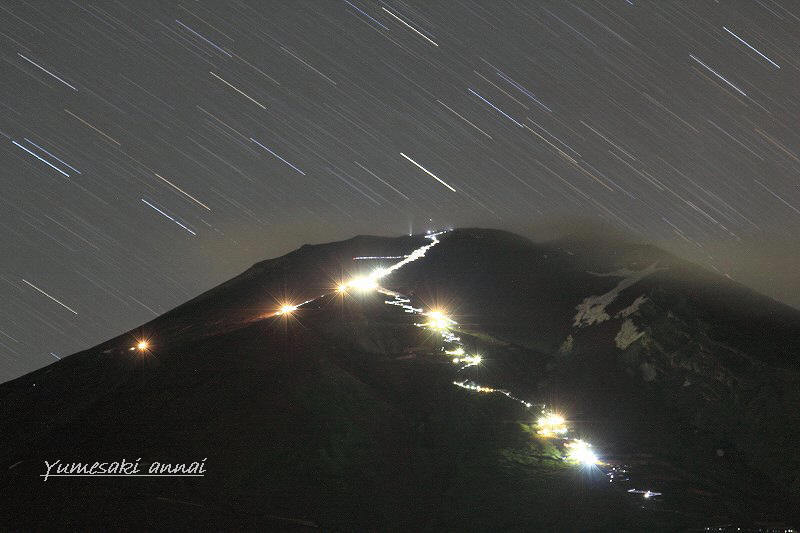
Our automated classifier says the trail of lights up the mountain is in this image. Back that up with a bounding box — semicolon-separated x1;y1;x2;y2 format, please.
141;229;660;499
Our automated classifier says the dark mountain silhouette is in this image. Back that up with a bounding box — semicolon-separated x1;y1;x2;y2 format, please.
1;228;799;530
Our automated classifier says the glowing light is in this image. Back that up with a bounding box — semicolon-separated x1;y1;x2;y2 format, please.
451;379;532;407
453;380;496;393
565;439;599;466
453;354;482;366
277;304;298;315
628;488;662;499
336;283;348;293
424;309;455;330
364;231;442;281
347;276;378;293
131;340;150;352
370;267;388;279
536;412;568;437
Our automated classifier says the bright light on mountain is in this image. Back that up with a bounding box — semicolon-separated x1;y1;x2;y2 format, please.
536;412;568;437
425;309;455;330
277;304;298;315
347;276;378;292
565;439;599;466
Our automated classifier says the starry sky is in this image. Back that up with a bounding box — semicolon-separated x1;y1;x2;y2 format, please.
1;0;799;383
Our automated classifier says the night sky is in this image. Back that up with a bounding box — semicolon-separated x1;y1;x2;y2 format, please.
1;0;799;382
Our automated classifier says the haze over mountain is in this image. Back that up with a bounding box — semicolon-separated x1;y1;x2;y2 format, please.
516;216;800;314
2;228;798;529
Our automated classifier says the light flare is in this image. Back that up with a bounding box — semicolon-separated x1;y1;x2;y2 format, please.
130;339;151;353
536;412;568;437
453;354;482;366
346;276;378;293
565;439;599;466
424;309;456;330
277;304;299;315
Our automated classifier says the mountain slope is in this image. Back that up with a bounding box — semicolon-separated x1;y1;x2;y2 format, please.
1;228;799;529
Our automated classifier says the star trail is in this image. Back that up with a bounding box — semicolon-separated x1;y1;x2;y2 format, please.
1;0;799;382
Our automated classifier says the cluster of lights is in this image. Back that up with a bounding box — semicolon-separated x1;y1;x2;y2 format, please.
452;380;532;408
335;232;444;298
337;269;386;295
453;380;496;393
435;308;530;408
565;439;599;466
278;230;646;494
441;330;460;343
607;465;629;484
536;412;569;437
345;276;378;293
628;489;662;499
268;230;609;481
534;410;603;468
384;294;422;314
452;354;482;366
369;231;441;279
424;309;456;330
129;230;620;485
276;304;298;316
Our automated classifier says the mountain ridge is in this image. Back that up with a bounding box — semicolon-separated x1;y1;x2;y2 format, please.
1;227;798;529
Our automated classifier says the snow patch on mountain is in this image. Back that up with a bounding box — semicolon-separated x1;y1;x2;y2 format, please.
573;263;664;327
615;319;645;349
616;295;648;318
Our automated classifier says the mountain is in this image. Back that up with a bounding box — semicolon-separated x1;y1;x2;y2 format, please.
1;228;799;530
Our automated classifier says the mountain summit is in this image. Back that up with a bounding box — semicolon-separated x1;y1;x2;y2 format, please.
2;228;799;529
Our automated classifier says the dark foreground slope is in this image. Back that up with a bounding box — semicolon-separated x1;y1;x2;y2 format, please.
1;228;799;530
